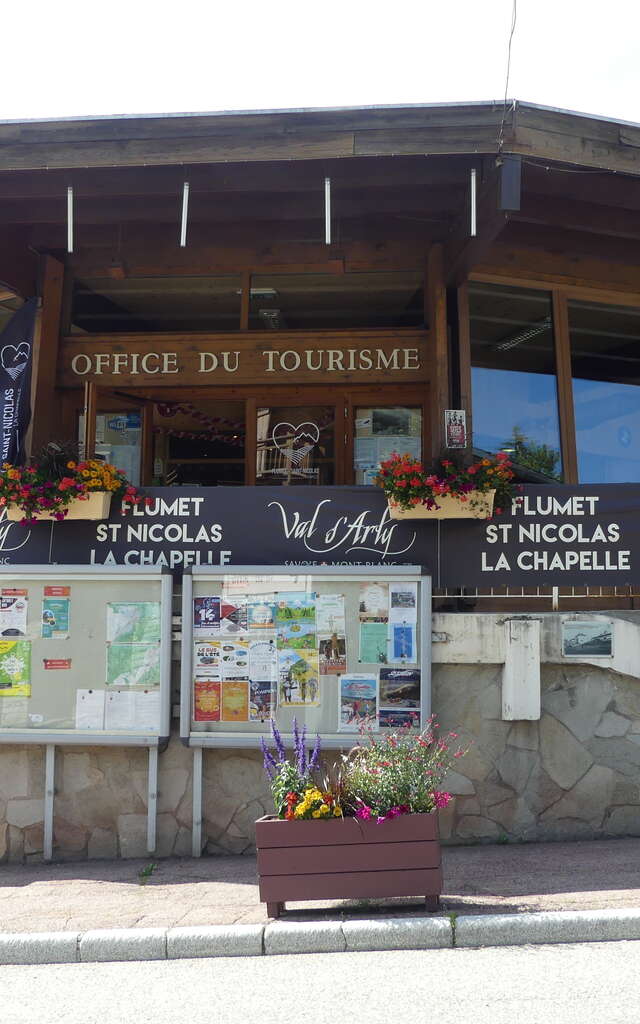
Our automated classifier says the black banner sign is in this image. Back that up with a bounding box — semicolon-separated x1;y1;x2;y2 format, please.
0;484;639;587
0;299;36;465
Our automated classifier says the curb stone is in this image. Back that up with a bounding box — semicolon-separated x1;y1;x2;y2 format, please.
2;909;640;966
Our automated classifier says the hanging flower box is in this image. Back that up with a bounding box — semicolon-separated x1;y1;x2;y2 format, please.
388;489;495;520
256;811;442;919
376;452;514;521
6;491;112;522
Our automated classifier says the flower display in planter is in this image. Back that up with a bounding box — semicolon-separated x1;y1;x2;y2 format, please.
0;441;148;524
260;715;467;823
375;451;515;519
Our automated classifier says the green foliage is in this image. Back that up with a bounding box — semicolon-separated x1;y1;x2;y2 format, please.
508;427;561;480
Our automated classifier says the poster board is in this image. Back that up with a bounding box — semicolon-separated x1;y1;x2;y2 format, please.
0;566;172;745
180;565;430;748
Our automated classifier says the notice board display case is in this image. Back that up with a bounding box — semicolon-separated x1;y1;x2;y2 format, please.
0;565;172;746
180;565;431;749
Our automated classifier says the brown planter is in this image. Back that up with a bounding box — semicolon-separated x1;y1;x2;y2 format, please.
387;489;495;520
255;812;442;918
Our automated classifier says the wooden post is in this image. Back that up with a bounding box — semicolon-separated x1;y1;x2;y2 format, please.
29;255;65;455
240;270;251;330
83;380;97;459
552;290;579;483
426;245;449;458
457;281;472;451
141;402;154;484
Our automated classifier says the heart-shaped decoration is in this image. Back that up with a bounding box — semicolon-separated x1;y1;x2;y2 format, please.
272;421;320;465
1;343;30;381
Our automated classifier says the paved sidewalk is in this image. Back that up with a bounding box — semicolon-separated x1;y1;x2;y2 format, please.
1;837;639;933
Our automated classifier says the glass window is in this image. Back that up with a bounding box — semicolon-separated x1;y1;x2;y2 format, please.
78;410;142;486
569;299;640;483
256;406;335;485
470;282;563;481
354;406;422;485
71;276;241;333
154;400;245;486
248;272;425;330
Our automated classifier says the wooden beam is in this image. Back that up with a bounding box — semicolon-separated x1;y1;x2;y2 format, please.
512;192;640;242
239;270;250;331
29;255;65;453
83;380;97;458
457;281;472;449
444;165;511;286
0;226;37;298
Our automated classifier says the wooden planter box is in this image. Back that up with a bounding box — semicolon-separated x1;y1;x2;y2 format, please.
6;491;112;522
387;489;495;520
255;812;442;918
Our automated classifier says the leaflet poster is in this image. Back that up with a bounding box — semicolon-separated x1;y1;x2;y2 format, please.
221;680;249;722
379;667;421;708
250;679;275;721
219;600;248;635
193;641;222;680
42;597;70;639
316;594;346;634
318;634;347;675
0;639;31;697
338;674;378;732
193;596;221;636
0;589;28;637
194;680;221;722
276;619;316;651
220;639;250;681
359;622;388;664
358;583;389;623
390;624;416;663
278;650;320;706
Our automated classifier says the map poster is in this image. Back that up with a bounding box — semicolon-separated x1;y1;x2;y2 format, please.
379;667;421;708
221;680;249;722
194;680;221;721
318;634;347;675
106;602;161;644
359;621;388;664
0;639;31;697
106;643;161;688
42;597;70;639
193;596;221;636
0;589;28;637
278;649;320;706
338;674;378;732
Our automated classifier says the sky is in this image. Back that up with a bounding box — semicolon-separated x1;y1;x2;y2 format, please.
1;0;639;124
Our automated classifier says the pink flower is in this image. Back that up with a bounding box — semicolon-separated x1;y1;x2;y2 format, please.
433;791;452;809
355;804;373;821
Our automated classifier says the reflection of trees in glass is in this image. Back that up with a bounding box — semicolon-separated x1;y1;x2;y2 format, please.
506;427;562;480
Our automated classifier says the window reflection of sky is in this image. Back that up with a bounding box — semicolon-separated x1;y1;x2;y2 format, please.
472;366;561;453
574;377;640;483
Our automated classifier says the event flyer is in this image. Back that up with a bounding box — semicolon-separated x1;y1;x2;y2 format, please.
358;583;389;622
318;634;347;674
42;596;70;639
194;680;221;721
193;640;222;680
359;621;388;664
390;623;416;663
379;708;419;729
379;667;421;708
219;639;249;681
338;674;378;731
106;643;161;688
316;594;346;634
106;602;161;644
0;589;28;637
246;599;275;630
274;593;316;621
0;639;31;697
248;638;277;682
193;596;221;636
221;680;249;721
219;599;248;634
250;679;275;721
276;619;316;650
389;582;417;621
278;649;320;706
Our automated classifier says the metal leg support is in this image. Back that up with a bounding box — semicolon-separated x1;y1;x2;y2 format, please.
147;746;158;854
44;744;55;862
192;746;203;857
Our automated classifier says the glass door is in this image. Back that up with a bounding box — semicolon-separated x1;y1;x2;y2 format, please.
251;400;340;485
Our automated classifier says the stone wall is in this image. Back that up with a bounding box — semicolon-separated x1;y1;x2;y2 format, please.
1;611;640;861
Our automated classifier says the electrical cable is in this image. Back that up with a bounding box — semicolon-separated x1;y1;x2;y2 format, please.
497;0;518;154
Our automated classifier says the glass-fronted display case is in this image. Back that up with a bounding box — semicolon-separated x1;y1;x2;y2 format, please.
180;565;431;748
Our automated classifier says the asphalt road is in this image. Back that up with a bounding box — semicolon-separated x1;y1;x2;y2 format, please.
2;942;639;1024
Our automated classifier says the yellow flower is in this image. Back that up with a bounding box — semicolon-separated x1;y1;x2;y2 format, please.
333;806;343;817
66;461;76;470
312;810;321;818
319;804;329;816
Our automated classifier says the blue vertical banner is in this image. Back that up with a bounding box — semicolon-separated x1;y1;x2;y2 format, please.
0;298;37;465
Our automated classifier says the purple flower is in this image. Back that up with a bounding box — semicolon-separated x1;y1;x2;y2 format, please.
269;718;286;762
308;732;321;773
260;737;276;781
